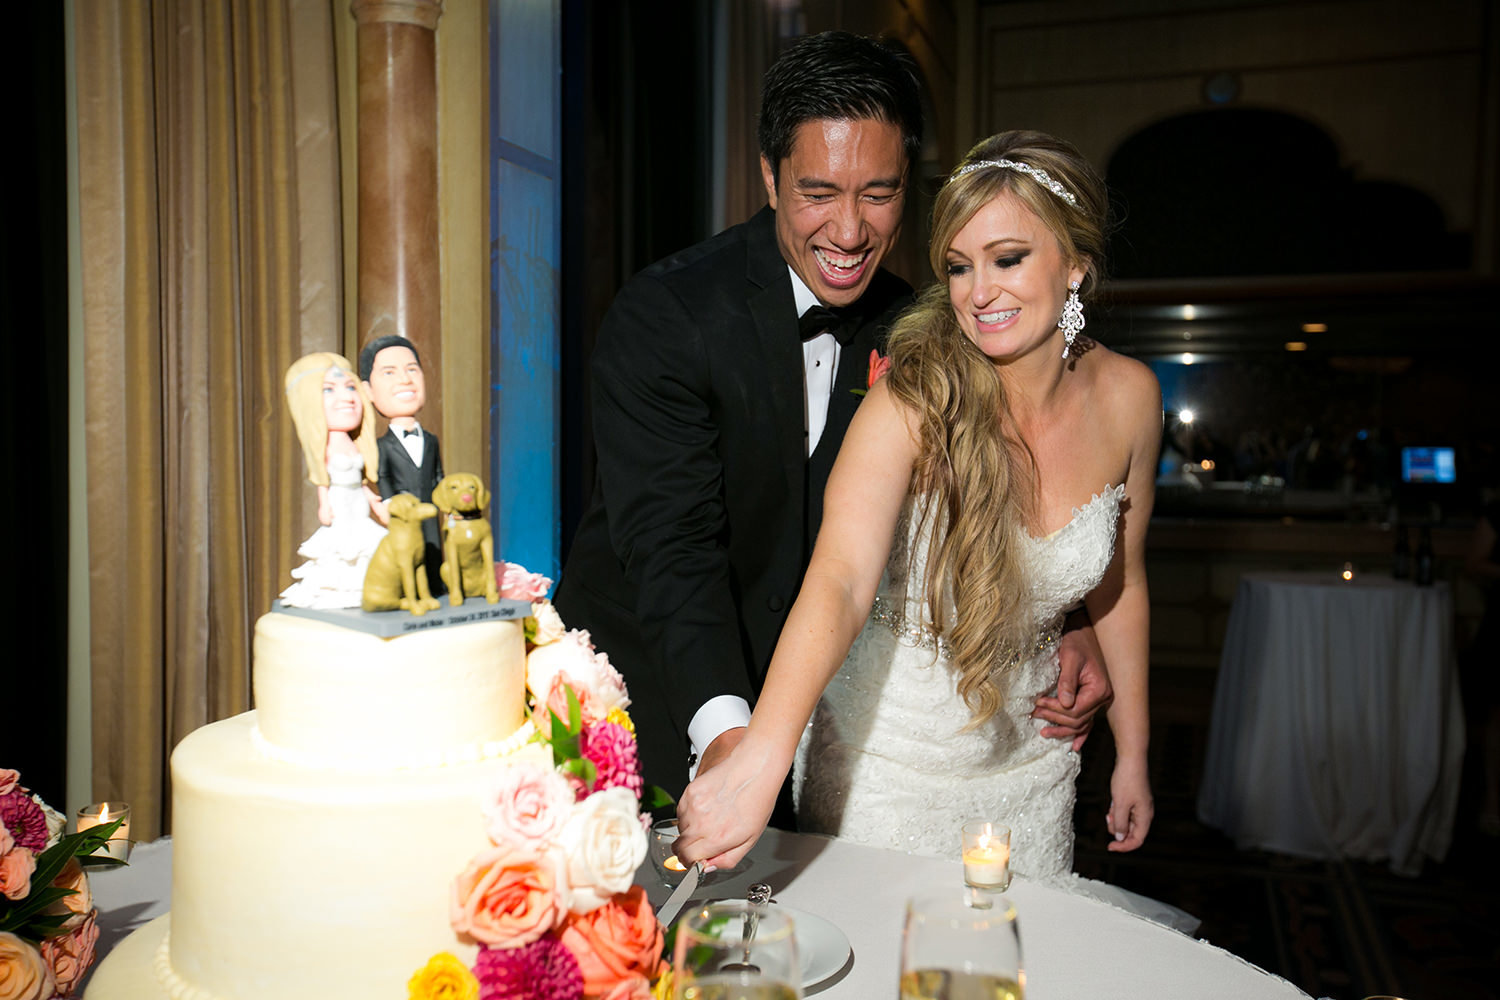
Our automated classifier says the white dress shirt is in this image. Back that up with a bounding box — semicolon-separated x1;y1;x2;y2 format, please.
687;268;840;776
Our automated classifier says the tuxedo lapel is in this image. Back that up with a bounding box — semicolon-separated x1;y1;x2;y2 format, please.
744;208;806;493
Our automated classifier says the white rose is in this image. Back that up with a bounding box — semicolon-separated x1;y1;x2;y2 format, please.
530;601;567;646
33;796;66;849
527;630;630;719
555;787;647;914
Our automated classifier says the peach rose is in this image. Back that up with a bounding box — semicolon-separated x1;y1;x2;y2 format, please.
450;844;564;949
44;860;91;931
482;763;574;852
39;910;97;997
599;975;653;1000
526;631;628;721
556;787;647;914
0;931;56;1000
0;847;35;902
557;886;663;996
0;772;18;797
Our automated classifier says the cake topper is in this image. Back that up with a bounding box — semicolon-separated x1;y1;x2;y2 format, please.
361;493;443;615
432;472;500;605
280;352;388;609
360;335;446;595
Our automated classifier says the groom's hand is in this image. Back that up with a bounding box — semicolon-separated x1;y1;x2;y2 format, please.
1033;612;1112;750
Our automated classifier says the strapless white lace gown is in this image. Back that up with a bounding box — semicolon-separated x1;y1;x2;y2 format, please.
795;485;1125;882
280;451;388;609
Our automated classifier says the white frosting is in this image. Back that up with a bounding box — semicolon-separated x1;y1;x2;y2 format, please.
252;613;525;767
87;614;549;1000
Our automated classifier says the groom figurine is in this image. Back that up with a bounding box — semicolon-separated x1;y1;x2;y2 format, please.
360;334;445;595
555;32;1110;801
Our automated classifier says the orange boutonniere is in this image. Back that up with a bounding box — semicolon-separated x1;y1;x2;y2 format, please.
852;349;892;397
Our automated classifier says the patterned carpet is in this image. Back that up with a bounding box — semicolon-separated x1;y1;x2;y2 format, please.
1071;667;1499;1000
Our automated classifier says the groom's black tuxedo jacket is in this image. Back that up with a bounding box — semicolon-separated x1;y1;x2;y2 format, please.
376;427;445;592
554;207;911;797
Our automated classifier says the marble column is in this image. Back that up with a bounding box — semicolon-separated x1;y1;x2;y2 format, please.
350;0;443;430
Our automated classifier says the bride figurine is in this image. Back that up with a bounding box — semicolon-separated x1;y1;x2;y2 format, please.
280;352;388;609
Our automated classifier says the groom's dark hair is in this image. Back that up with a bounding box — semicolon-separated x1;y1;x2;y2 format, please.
758;31;924;187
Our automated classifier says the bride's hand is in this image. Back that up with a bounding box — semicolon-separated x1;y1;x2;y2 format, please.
1106;755;1153;852
673;737;784;871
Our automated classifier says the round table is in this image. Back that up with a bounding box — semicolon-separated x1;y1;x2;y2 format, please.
86;830;1310;999
1198;571;1465;874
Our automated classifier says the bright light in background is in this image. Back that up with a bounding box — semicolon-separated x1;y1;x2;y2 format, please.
1182;305;1197;321
1179;408;1196;425
1341;561;1354;581
1302;322;1327;333
1181;352;1196;365
1285;341;1308;352
1200;459;1215;471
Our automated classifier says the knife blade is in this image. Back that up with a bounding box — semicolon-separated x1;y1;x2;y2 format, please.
656;860;703;927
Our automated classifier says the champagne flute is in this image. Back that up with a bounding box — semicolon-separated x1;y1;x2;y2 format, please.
673;900;801;1000
900;889;1024;1000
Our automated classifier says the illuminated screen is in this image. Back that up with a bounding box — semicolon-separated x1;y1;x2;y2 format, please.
1401;446;1456;484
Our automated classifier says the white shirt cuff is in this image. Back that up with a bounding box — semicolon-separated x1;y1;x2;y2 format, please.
687;695;752;780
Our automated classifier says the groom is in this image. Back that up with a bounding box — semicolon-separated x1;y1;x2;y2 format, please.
554;32;1110;801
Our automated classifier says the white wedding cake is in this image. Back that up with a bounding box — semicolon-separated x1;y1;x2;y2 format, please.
88;610;542;999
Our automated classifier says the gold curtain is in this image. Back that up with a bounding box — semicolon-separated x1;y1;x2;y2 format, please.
720;0;781;228
73;0;344;840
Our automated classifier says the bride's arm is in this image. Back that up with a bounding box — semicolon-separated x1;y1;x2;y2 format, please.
675;380;919;870
1082;363;1161;853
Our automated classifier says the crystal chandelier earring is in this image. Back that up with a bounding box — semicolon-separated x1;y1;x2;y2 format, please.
1059;281;1085;359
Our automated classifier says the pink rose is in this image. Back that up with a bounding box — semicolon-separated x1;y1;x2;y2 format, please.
449;844;564;949
39;911;97;997
557;886;663;997
527;631;628;724
0;847;35;902
482;763;574;852
0;932;56;1000
868;349;892;388
44;860;92;931
0;772;18;797
555;788;647;914
497;562;554;602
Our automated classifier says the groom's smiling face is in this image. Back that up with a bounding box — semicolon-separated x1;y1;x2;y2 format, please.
762;117;907;309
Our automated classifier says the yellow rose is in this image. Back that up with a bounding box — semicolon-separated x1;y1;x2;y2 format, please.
407;952;479;1000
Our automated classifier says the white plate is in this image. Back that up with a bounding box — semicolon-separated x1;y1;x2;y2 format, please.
777;904;851;989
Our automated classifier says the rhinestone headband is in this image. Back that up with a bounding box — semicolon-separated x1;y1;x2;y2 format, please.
951;158;1078;207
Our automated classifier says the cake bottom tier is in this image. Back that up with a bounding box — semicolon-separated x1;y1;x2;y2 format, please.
90;711;544;1000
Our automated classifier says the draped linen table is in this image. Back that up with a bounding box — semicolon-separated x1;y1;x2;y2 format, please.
86;830;1308;999
1198;571;1465;875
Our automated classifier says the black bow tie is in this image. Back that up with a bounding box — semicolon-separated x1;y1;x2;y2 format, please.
798;305;860;345
402;428;421;438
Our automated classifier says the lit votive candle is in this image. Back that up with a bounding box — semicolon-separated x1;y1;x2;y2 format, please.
76;802;132;860
961;820;1011;890
663;855;686;872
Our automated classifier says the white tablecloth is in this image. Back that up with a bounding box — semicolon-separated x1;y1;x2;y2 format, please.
1198;571;1465;874
87;831;1308;999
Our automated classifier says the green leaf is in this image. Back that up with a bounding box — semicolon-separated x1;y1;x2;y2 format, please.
640;784;675;811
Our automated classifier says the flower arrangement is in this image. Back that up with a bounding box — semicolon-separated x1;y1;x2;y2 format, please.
410;568;674;1000
0;769;124;999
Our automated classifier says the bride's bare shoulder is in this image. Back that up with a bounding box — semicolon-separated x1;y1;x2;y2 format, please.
1080;343;1159;415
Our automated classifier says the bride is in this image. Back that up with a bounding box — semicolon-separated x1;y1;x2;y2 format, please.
676;130;1160;881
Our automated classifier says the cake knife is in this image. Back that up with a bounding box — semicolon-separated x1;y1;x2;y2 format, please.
655;860;703;928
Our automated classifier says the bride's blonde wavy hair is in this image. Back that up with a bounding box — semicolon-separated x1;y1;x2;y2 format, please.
882;130;1107;724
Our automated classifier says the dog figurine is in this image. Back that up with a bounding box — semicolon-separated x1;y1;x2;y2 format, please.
361;493;442;615
432;472;500;605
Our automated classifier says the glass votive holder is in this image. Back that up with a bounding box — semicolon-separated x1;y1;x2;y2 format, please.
961;819;1010;891
76;801;132;861
648;818;690;887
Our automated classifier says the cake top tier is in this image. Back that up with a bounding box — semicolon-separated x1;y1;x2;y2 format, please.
251;612;528;769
